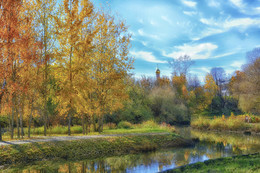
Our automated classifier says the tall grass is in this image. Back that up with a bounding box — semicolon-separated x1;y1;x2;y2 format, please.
191;114;252;131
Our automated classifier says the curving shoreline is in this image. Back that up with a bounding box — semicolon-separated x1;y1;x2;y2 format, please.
162;153;260;173
0;133;193;166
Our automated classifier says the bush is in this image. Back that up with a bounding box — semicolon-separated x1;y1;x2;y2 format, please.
106;123;117;129
117;121;133;129
191;117;210;129
251;124;260;133
141;120;158;128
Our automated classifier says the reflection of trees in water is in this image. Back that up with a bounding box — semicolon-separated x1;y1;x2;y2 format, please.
191;129;260;154
6;130;260;173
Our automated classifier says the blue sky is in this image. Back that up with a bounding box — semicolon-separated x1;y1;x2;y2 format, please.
91;0;260;82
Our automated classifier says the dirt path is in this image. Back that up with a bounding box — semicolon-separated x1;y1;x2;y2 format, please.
0;132;169;146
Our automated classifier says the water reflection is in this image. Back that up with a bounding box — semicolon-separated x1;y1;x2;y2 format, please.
2;128;260;173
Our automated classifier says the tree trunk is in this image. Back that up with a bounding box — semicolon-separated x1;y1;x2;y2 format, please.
11;104;14;139
0;122;2;141
20;109;24;139
28;110;33;138
16;111;20;139
93;115;97;132
68;110;71;136
98;116;104;133
82;115;85;135
44;104;47;136
86;117;89;134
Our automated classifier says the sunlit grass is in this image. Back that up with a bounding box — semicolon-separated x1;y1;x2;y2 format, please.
191;114;259;132
1;120;174;141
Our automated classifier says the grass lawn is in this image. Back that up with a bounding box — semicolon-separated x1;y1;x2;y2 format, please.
165;153;260;173
1;120;174;141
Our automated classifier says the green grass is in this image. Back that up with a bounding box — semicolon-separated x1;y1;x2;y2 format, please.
165;153;260;173
1;120;175;140
0;133;192;165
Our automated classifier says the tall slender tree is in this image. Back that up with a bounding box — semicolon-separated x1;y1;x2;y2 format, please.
55;0;95;135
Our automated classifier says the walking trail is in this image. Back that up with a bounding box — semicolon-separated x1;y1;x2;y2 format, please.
0;132;169;146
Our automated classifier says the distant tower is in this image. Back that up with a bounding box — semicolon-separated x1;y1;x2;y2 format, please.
156;64;160;79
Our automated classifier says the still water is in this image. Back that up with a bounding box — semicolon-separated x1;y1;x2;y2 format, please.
2;128;260;173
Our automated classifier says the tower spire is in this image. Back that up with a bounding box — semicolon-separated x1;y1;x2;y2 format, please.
156;64;160;79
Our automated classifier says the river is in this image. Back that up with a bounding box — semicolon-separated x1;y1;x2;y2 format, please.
2;128;260;173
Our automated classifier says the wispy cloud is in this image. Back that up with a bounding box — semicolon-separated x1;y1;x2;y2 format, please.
182;0;197;8
212;52;236;58
138;29;160;40
208;0;220;7
161;16;173;25
229;0;245;9
183;11;197;16
200;17;260;30
230;60;245;68
163;43;218;60
131;51;167;63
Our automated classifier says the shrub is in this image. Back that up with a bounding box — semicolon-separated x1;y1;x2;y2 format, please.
209;118;226;130
106;123;117;129
252;124;260;133
191;116;210;129
117;121;133;129
71;126;83;134
141;120;158;128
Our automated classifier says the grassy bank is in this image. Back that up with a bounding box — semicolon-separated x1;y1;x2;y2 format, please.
165;153;260;173
191;114;260;133
0;133;192;165
1;120;175;141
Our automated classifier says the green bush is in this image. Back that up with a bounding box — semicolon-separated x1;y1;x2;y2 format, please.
117;121;133;129
141;120;158;128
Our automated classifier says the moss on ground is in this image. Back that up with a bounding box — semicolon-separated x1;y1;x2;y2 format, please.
165;153;260;173
0;133;192;165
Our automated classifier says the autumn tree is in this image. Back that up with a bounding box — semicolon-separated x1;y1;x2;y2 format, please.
0;0;41;140
29;0;58;136
54;0;96;135
204;73;218;113
90;10;134;132
230;57;260;114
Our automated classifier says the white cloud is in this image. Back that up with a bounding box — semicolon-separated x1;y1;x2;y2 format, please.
183;11;197;16
138;19;144;24
230;60;244;68
208;0;220;7
161;16;173;25
229;0;260;15
141;41;148;46
212;52;236;58
192;28;224;40
137;29;160;40
182;0;197;8
150;20;156;25
229;0;245;8
130;51;167;63
163;43;218;60
193;67;211;73
138;29;145;36
200;17;260;30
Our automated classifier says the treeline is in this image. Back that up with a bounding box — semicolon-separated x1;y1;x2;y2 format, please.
115;50;259;127
0;0;133;140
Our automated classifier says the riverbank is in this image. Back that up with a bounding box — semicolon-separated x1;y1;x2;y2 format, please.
191;115;260;135
0;133;193;166
164;153;260;173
